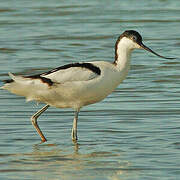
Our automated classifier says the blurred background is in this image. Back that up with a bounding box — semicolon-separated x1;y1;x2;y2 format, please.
0;0;180;179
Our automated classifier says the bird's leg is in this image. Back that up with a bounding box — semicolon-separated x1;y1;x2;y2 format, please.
71;109;80;142
31;104;49;142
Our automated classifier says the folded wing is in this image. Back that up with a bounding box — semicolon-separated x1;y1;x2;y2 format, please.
40;62;101;84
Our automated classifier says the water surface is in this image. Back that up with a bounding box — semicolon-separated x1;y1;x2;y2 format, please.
0;0;180;179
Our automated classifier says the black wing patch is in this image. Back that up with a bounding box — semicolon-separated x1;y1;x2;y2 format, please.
3;75;53;86
42;63;101;76
3;79;14;83
26;74;54;86
4;63;101;86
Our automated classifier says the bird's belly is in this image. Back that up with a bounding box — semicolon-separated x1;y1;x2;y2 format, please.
47;86;109;109
45;79;118;109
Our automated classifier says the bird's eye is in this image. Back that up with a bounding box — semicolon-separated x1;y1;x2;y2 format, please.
132;36;137;41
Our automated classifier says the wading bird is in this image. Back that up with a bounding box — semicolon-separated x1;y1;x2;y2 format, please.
0;30;174;142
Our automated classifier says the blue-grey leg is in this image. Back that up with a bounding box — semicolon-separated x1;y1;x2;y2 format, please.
71;109;80;141
31;104;49;142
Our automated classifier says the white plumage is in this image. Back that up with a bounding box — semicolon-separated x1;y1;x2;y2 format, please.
1;30;174;142
4;61;122;109
43;65;98;83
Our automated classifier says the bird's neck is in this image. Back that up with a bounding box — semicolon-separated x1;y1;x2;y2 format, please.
113;40;133;71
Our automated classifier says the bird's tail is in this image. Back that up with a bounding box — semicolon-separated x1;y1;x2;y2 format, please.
1;72;51;102
0;72;34;101
0;72;14;89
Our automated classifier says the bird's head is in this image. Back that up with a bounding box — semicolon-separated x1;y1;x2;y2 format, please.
116;30;174;60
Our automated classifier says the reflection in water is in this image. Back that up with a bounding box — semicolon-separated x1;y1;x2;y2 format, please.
0;0;180;179
3;143;134;179
73;141;80;153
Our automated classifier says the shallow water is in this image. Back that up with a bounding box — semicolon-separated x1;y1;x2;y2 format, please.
0;0;180;179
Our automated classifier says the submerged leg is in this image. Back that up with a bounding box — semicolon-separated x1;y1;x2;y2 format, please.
71;109;80;141
31;104;49;142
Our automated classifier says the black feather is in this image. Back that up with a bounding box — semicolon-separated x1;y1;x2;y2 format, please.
42;62;101;76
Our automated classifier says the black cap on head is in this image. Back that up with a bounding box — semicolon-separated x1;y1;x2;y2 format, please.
120;30;143;45
114;30;175;61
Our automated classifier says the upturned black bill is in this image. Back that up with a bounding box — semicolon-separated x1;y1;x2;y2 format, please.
140;43;175;60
